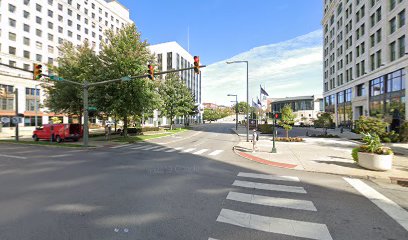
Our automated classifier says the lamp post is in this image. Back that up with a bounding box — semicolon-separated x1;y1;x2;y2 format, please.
227;94;238;130
226;61;249;142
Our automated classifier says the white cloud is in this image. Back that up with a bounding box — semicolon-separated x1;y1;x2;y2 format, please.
201;30;323;106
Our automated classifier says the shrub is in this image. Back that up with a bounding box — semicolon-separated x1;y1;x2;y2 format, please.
355;116;388;138
257;124;273;134
382;137;391;143
357;133;393;155
309;134;339;138
275;137;303;142
141;127;160;132
352;147;359;162
399;122;408;142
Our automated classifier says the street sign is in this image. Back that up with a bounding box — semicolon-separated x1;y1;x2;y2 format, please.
88;106;97;111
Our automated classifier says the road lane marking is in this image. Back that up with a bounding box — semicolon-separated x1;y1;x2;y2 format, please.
182;148;196;153
153;147;168;152
238;172;300;182
130;145;147;150
165;147;183;153
344;177;408;231
216;209;332;240
209;150;224;156
142;146;161;150
0;154;27;159
233;180;307;194
48;154;72;158
193;149;209;155
226;191;316;211
110;144;132;149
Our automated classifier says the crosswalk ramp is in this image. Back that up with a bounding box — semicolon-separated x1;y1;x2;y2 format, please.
209;172;333;240
110;144;224;156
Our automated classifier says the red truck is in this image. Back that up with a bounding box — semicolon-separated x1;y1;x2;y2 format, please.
33;124;83;143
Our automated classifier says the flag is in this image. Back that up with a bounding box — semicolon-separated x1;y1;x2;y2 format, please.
260;85;269;96
257;98;262;106
252;100;259;108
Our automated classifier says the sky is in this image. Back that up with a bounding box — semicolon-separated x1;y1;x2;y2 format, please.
120;0;324;105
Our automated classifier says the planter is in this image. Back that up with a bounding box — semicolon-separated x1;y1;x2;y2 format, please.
357;152;393;171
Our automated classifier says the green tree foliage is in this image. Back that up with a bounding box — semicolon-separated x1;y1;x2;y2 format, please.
279;104;295;138
232;101;250;114
203;108;231;122
158;73;195;130
44;41;101;123
355;116;389;138
313;112;334;135
97;24;158;136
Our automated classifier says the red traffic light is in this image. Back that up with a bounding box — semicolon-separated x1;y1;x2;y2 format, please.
275;113;279;119
193;56;200;74
148;64;153;70
147;64;154;80
194;56;199;63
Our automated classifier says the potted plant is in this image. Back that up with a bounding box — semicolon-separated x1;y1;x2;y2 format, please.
352;133;394;171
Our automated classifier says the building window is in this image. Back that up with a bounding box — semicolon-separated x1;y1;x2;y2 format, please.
68;20;72;26
8;32;16;41
357;84;365;96
9;18;16;27
9;61;16;67
23;37;30;46
48;46;54;53
48;0;53;5
58;15;63;22
24;0;30;6
23;50;30;59
167;52;173;70
370;76;384;96
24;24;30;32
48;10;53;18
376;50;382;68
390;0;396;11
68;30;72;37
48;22;53;29
77;24;81;31
58;3;63;10
8;46;16;55
23;64;30;70
36;16;42;24
398;35;405;58
36;54;42;62
23;10;30;19
8;4;16;13
390;41;396;61
58;26;63;33
48;33;53;41
399;10;406;28
390;17;396;33
36;3;42;12
36;41;42;49
48;58;54;65
77;35;81;41
68;9;72;16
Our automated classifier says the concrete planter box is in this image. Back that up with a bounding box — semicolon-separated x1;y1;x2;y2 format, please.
357;152;393;171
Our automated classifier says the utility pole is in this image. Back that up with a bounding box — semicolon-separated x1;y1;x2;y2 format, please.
15;88;19;142
83;81;89;147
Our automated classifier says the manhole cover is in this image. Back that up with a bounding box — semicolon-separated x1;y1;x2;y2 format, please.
397;180;408;187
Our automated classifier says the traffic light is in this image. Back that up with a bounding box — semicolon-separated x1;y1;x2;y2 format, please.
0;87;6;97
194;56;200;74
33;63;43;80
147;64;154;80
273;112;282;120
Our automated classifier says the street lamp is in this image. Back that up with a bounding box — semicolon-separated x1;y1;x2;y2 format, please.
226;60;249;142
227;94;238;130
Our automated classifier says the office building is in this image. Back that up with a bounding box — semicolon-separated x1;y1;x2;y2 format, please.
0;0;133;128
322;0;407;129
147;42;203;125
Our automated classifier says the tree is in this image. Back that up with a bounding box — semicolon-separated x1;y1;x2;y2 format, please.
232;101;250;114
97;24;157;137
44;41;101;124
314;112;334;135
158;73;195;130
279;104;295;138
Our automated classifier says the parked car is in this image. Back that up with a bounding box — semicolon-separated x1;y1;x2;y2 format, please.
33;124;83;143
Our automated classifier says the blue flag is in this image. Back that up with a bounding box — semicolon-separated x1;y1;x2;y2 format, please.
260;85;269;96
257;98;262;106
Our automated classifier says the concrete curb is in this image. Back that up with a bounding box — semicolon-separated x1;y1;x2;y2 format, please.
232;145;399;183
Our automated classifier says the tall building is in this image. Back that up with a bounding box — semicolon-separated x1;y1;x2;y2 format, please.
322;0;407;129
0;0;133;128
147;42;203;125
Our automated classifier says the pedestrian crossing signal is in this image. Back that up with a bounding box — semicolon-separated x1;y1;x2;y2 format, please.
0;87;6;97
274;112;282;119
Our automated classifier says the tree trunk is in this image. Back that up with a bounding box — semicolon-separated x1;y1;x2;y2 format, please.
114;113;117;132
123;115;128;137
79;112;83;125
286;129;289;138
170;114;173;130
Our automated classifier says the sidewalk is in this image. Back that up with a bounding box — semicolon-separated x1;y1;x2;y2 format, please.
232;126;408;183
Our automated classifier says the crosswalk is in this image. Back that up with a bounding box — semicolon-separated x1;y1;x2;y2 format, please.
110;144;224;156
209;172;333;240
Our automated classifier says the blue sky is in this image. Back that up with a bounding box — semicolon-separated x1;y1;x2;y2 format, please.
120;0;324;105
121;0;323;64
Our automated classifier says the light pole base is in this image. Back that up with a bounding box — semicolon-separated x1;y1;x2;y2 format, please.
271;148;277;153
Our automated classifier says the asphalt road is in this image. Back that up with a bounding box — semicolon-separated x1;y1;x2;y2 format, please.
0;123;407;240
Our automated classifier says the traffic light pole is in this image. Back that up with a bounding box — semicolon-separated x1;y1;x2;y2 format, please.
43;65;206;147
271;116;277;153
15;88;19;142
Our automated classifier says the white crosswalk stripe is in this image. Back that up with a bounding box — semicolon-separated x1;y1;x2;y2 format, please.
153;147;168;152
209;150;223;156
142;146;161;150
110;144;132;149
233;180;307;194
216;209;333;240
193;149;209;155
210;172;332;239
182;148;196;153
238;172;300;182
130;145;147;150
226;191;317;211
